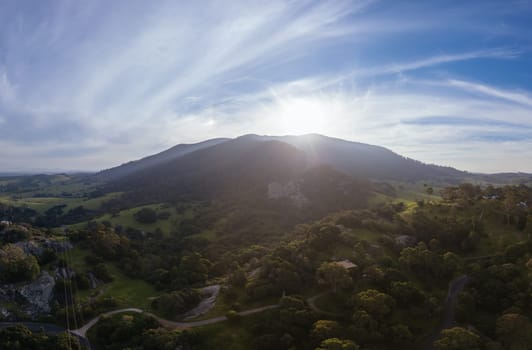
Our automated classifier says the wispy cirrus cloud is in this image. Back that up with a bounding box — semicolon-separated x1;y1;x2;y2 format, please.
0;0;531;172
448;79;532;107
356;48;521;76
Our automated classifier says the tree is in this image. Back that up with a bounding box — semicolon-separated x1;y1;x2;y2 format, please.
311;320;342;342
0;325;86;350
316;338;360;350
93;263;114;282
390;281;425;305
356;289;395;318
0;244;40;283
399;242;445;278
309;225;342;250
434;327;481;350
151;289;202;318
442;251;462;276
134;207;158;224
316;262;352;293
390;324;413;344
142;328;189;350
178;253;211;285
496;313;532;350
350;310;381;342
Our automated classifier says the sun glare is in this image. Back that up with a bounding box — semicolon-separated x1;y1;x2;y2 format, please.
276;97;330;135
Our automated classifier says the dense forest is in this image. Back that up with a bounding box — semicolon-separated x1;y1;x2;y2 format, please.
1;178;530;350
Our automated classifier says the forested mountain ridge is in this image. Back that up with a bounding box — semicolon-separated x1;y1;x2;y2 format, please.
99;134;471;184
97;137;229;180
101;138;373;232
237;134;469;181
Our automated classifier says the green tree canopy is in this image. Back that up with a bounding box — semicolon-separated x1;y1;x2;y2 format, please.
0;243;40;283
356;289;395;318
496;313;532;350
434;327;481;350
316;262;352;293
316;338;360;350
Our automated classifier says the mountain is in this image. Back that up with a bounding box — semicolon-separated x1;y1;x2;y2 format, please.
234;134;469;181
103;136;371;217
112;138;308;197
98;138;229;180
100;133;469;185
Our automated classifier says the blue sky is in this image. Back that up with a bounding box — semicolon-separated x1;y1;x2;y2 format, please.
1;0;532;173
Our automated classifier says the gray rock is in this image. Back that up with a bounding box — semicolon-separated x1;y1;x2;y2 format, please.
0;307;10;318
268;181;309;208
18;271;55;314
87;272;102;289
15;241;43;257
395;235;417;248
55;267;75;280
43;240;73;252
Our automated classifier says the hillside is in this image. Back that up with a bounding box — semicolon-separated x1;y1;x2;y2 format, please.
100;134;471;186
238;134;469;181
103;138;372;222
98;138;229;180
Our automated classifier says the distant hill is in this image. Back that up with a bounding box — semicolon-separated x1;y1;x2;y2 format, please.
98;138;229;180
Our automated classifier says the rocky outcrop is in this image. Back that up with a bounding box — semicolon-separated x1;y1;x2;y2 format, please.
18;271;55;314
55;267;75;280
15;239;72;257
0;271;55;318
395;235;417;248
15;241;43;256
268;181;309;208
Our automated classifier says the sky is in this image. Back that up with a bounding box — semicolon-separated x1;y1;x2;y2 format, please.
1;0;532;173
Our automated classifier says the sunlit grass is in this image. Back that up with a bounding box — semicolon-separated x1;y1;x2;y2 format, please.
68;247;158;310
93;203;194;236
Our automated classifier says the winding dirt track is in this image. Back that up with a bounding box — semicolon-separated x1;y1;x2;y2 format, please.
1;275;471;350
70;304;279;337
1;304;279;350
422;275;469;350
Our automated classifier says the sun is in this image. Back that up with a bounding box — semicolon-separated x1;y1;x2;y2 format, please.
276;96;330;135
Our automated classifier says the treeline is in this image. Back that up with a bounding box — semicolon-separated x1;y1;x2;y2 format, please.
0;203;96;228
88;313;196;350
441;183;532;230
0;325;84;350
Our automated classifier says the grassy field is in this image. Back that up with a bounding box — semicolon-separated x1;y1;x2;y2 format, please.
99;264;158;310
68;247;159;310
0;191;121;216
94;203;195;236
0;195;79;214
64;192;123;211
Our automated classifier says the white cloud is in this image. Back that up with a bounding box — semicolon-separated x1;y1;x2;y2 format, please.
159;76;532;173
447;79;532;107
0;0;531;173
355;48;520;77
